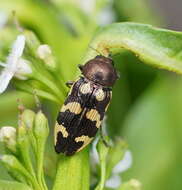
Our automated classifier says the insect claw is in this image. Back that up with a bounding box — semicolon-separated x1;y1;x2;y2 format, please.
102;137;111;147
100;126;111;147
66;81;74;88
78;64;83;71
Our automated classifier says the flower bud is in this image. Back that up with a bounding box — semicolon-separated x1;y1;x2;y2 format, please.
21;109;35;129
17;121;29;153
17;121;35;177
24;31;40;54
0;127;17;153
21;109;37;154
37;44;56;69
33;111;49;188
37;45;51;60
33;111;49;141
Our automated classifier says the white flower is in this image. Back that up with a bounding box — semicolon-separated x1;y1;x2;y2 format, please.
105;174;121;189
14;58;32;80
0;11;8;29
90;116;108;166
112;150;133;173
105;150;133;189
0;126;17;152
91;129;133;189
0;35;32;93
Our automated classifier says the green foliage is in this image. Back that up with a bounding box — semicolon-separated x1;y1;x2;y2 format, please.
122;77;182;190
84;23;182;74
0;180;32;190
52;149;90;190
0;0;182;190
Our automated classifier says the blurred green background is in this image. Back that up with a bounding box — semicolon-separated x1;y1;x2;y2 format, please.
0;0;182;190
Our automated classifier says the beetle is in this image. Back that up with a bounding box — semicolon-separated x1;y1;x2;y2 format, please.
54;55;119;156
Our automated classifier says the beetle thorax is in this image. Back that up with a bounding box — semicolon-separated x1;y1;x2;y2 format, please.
81;55;118;87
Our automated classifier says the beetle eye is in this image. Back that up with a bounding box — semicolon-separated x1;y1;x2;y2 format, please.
95;55;102;59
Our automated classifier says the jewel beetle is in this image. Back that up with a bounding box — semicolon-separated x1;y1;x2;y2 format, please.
54;55;119;156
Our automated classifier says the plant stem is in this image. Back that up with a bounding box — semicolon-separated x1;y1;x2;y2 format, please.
95;161;106;190
52;148;90;190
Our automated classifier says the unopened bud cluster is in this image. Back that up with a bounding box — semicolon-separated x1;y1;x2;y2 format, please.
0;109;49;190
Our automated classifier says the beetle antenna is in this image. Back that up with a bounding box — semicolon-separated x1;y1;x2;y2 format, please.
89;45;103;55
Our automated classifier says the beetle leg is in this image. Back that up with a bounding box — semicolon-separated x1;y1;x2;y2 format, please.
66;81;74;88
78;64;83;71
100;126;111;147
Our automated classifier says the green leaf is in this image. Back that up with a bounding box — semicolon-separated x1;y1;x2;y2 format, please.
52;149;90;190
84;23;182;74
122;76;182;190
0;0;91;80
0;180;32;190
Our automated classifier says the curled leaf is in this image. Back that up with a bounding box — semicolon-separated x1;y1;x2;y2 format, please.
84;23;182;74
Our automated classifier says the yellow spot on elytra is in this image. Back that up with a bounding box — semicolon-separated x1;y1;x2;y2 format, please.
75;135;93;152
86;109;102;128
61;102;82;114
105;91;112;111
110;91;112;99
54;122;69;145
68;83;74;96
105;103;110;112
95;88;105;101
80;83;91;94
